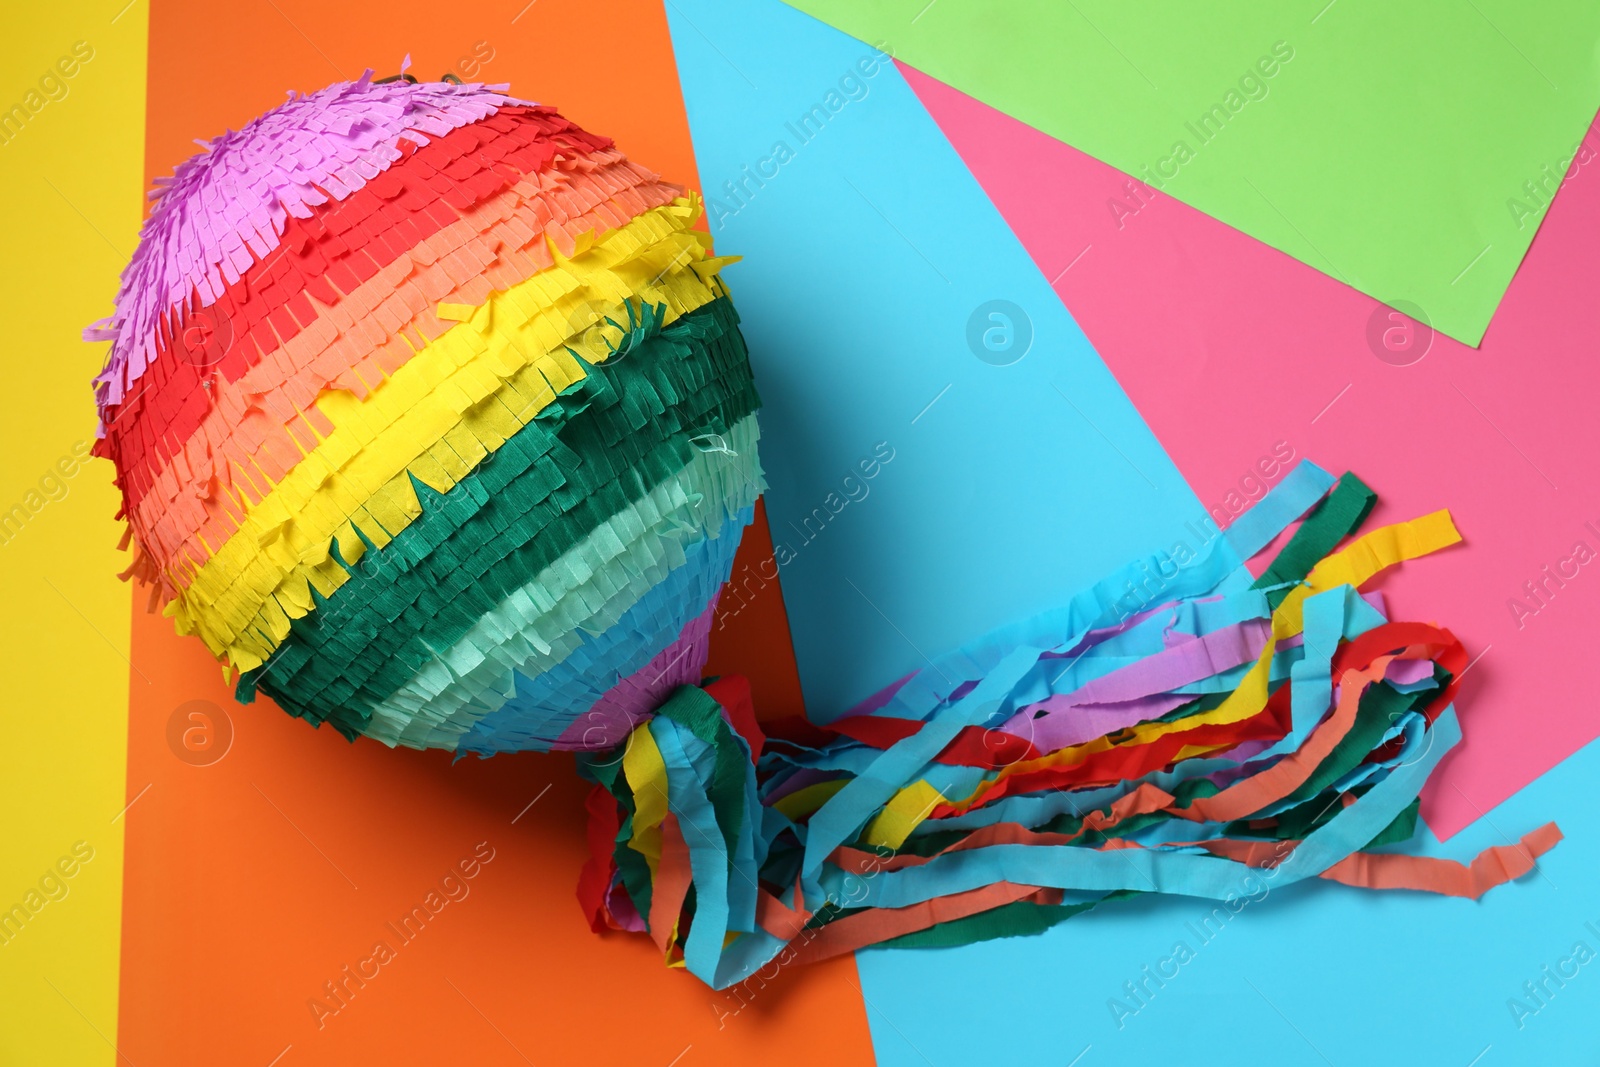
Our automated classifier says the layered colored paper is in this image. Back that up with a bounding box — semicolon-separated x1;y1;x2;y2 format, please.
899;62;1600;838
782;0;1600;344
22;0;1597;1063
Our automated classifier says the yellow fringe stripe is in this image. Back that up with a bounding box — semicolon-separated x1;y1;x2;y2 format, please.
172;199;734;671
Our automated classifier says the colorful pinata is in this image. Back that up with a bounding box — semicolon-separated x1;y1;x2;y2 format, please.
89;73;1557;993
88;73;760;756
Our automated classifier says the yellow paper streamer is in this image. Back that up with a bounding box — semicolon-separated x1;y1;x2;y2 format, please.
623;721;671;878
772;779;850;821
864;779;947;850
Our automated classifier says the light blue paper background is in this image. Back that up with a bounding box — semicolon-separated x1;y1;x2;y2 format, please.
667;2;1591;1062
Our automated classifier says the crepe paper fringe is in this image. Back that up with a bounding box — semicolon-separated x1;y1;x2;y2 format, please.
240;297;758;739
368;417;763;752
89;75;531;415
552;595;724;751
90;80;762;759
458;505;751;755
577;463;1561;990
103;103;611;506
106;107;681;584
159;199;727;672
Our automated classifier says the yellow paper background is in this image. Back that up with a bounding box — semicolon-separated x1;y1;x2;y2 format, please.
0;3;146;1062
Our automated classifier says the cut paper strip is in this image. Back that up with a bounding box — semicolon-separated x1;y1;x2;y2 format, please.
901;63;1600;837
784;0;1600;345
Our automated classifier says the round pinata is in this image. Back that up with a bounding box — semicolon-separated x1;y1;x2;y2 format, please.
88;72;759;757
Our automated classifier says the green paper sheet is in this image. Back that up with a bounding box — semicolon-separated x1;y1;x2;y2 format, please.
784;0;1600;344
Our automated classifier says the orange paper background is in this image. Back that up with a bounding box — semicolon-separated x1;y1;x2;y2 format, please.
117;1;868;1062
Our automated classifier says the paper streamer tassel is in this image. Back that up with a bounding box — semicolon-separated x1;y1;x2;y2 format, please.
88;71;760;756
576;464;1560;990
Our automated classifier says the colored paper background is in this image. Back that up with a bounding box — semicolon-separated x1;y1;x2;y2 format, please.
665;1;1600;1062
0;6;143;1064
782;0;1600;347
5;0;1597;1061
